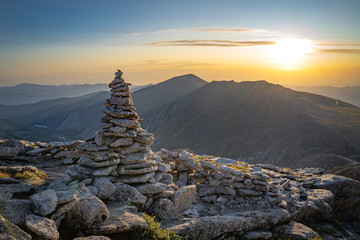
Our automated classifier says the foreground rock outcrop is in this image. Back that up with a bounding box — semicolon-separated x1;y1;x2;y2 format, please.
1;70;360;240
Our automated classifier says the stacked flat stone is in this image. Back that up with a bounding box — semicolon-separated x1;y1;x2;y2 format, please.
66;70;160;186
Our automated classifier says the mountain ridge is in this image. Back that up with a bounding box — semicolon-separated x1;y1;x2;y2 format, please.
140;80;360;169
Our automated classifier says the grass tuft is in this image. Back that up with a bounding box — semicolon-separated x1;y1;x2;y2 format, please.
227;164;250;173
137;213;191;240
0;172;11;178
13;170;47;180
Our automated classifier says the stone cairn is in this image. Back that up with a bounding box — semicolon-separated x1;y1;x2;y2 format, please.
66;70;174;204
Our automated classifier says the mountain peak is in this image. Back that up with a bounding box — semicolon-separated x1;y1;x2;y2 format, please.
165;73;207;85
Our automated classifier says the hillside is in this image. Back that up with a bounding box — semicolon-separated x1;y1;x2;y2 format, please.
291;85;360;107
140;80;360;169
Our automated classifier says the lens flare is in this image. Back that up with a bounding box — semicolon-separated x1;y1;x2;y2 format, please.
272;38;313;69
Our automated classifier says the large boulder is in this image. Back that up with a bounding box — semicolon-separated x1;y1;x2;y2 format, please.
25;215;59;240
92;207;148;235
312;174;360;217
66;194;109;230
272;221;317;240
293;189;333;220
170;185;196;212
30;190;58;216
149;198;177;219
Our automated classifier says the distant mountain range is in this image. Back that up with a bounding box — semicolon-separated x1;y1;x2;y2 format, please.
290;85;360;107
0;83;148;105
0;75;359;173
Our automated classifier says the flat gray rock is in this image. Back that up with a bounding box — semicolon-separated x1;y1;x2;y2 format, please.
119;172;155;184
122;142;148;155
135;182;167;195
125;160;156;170
109;182;147;206
122;166;157;175
235;188;262;197
121;150;150;165
78;142;109;152
30;190;58;216
93;178;116;199
109;138;133;148
110;119;139;128
56;190;79;204
78;155;120;168
93;165;117;177
49;140;83;148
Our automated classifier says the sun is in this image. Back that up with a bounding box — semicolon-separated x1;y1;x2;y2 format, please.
272;38;313;70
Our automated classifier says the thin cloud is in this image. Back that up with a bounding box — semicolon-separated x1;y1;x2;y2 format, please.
317;49;360;54
190;27;257;32
126;60;219;69
316;43;360;47
127;27;272;37
148;40;276;47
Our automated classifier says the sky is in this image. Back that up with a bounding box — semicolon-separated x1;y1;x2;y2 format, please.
0;0;360;86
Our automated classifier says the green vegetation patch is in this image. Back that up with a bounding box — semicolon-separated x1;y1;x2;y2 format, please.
227;164;250;173
0;169;47;181
191;154;214;164
0;172;11;178
14;170;47;180
137;213;193;240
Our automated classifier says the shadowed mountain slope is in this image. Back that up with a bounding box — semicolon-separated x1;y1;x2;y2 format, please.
140;80;360;169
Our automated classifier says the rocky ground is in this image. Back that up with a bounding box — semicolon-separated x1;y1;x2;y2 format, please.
1;138;360;240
